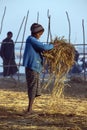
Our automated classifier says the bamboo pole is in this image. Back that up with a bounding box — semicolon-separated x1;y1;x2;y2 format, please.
82;19;86;81
42;9;52;84
0;6;6;34
15;16;25;43
18;10;29;81
37;12;39;23
47;9;52;43
66;11;71;43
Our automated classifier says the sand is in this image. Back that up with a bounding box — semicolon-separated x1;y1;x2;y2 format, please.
0;75;87;130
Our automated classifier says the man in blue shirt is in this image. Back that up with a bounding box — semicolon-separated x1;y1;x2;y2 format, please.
23;23;57;114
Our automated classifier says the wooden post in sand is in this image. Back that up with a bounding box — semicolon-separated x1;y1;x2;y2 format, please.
82;19;86;81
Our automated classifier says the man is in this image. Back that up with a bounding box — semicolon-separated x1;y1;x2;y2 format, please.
23;23;57;114
0;31;18;77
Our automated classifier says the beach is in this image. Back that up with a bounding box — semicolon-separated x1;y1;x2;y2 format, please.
0;73;87;130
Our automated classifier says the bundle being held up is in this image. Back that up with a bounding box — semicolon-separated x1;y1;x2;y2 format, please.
43;37;75;96
43;37;75;76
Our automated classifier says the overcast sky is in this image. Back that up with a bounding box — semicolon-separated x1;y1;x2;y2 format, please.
0;0;87;44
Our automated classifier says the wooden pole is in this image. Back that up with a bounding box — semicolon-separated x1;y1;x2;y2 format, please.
15;16;25;43
82;19;86;81
47;9;52;43
0;6;6;34
66;11;71;43
37;12;39;23
18;10;29;81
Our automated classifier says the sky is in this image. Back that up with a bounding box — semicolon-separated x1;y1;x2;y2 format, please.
0;0;87;44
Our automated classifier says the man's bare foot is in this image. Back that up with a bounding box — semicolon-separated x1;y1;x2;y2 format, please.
23;109;36;115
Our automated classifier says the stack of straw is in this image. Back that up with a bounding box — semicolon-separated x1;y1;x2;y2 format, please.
43;37;75;97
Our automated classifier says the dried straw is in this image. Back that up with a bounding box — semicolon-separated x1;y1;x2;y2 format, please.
43;37;75;97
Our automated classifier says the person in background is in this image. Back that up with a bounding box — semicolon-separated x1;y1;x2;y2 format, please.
69;49;82;74
23;23;57;114
74;49;79;63
0;31;18;77
80;57;87;70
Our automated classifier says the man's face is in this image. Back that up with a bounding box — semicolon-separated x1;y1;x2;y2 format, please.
36;31;43;39
7;34;12;39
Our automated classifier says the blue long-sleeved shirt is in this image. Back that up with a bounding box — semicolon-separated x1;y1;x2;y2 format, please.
23;36;54;73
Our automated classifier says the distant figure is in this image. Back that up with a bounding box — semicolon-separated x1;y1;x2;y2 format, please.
69;49;82;74
80;57;87;70
74;49;79;63
0;31;18;77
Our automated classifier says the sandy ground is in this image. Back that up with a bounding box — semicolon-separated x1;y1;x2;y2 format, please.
0;75;87;130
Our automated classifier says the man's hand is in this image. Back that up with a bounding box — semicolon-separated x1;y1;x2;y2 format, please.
54;43;59;48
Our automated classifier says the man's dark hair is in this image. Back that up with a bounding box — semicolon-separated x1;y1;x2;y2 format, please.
7;31;13;36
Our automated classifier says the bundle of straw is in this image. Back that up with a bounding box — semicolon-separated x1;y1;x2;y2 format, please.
43;37;75;97
43;37;75;74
